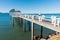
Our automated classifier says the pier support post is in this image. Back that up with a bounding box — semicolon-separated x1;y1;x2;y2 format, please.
17;17;20;25
12;17;14;26
21;18;23;26
20;18;22;25
28;21;31;32
40;26;43;38
31;22;34;40
12;17;13;25
20;18;21;25
23;19;26;32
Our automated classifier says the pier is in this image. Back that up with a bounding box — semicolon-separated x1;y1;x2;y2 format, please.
9;11;60;40
9;14;60;40
11;14;60;32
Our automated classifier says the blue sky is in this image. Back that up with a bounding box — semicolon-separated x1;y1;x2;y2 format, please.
0;0;60;13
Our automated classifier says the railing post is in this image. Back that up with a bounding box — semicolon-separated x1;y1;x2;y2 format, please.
41;15;45;21
54;16;56;26
56;18;60;26
28;15;29;18
32;15;34;19
51;16;57;26
25;15;26;17
51;16;54;24
38;16;42;22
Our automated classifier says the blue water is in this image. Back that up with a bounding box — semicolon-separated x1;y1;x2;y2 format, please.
0;13;11;26
41;13;60;17
0;13;31;40
0;13;60;39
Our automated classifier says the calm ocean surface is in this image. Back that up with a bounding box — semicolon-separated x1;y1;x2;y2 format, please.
0;13;60;40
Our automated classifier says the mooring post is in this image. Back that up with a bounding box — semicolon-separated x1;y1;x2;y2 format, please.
23;19;26;32
40;26;43;38
31;22;34;40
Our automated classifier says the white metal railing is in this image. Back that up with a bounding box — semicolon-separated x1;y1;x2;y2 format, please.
56;18;60;26
23;15;60;27
10;13;60;27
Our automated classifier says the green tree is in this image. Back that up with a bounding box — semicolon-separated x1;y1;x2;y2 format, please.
9;9;15;12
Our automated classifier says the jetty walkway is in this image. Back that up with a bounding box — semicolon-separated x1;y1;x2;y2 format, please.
10;13;60;40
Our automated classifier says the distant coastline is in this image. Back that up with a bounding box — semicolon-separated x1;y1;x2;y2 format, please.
0;12;9;14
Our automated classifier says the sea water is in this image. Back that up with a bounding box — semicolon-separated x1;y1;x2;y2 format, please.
0;13;31;40
0;13;60;40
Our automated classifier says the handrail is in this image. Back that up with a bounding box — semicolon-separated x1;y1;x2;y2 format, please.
10;13;60;27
